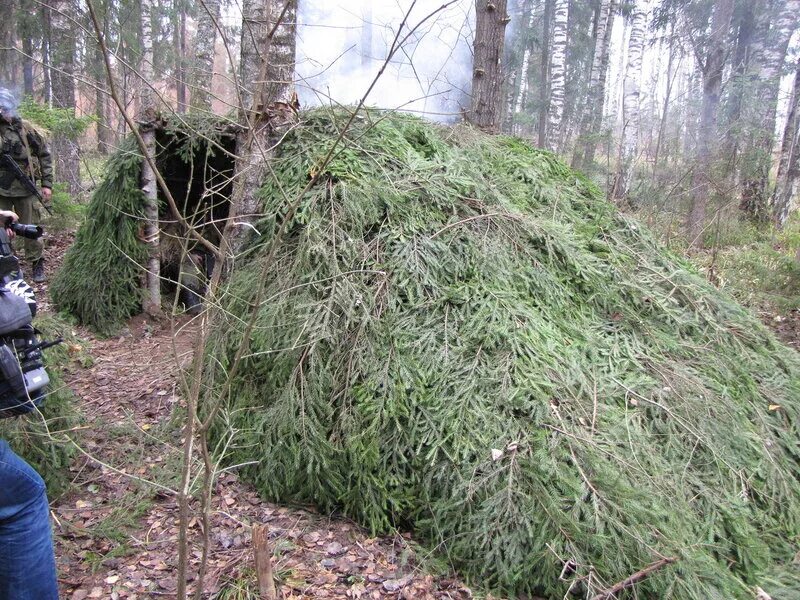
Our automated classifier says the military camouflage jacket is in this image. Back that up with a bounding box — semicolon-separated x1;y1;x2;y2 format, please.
0;117;53;198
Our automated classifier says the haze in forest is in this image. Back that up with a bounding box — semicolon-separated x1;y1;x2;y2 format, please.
296;0;474;119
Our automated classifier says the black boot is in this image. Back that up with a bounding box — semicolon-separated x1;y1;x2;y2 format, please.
180;286;203;316
32;258;45;283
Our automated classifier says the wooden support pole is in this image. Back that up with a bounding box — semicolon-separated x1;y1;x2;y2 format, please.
590;557;677;600
253;524;277;600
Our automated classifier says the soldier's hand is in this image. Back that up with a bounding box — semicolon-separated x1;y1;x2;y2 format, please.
41;187;52;207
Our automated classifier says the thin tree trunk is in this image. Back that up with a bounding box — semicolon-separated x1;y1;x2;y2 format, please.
48;0;81;196
686;0;734;247
22;34;35;97
41;5;51;105
503;68;517;133
468;0;510;133
94;0;111;153
513;0;536;126
573;0;614;168
739;0;799;221
611;2;645;201
773;56;800;227
546;0;568;151
0;0;18;85
652;21;677;177
721;1;757;175
175;0;188;113
537;0;553;147
191;0;221;111
139;0;161;316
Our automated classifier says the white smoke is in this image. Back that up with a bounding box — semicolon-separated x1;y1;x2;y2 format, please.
296;0;474;122
0;83;22;119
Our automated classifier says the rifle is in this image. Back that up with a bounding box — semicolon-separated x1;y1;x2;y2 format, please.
0;152;52;216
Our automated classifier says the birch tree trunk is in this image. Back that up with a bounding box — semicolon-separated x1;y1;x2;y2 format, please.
773;56;800;228
573;0;614;168
546;0;568;152
468;0;510;133
652;20;676;176
513;1;536;124
229;0;298;256
48;0;81;196
139;0;162;316
739;0;799;221
190;0;221;111
537;0;553;147
686;0;734;247
611;2;645;201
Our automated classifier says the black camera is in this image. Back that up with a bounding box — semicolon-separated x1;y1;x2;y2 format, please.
8;221;43;240
0;222;60;418
0;220;43;279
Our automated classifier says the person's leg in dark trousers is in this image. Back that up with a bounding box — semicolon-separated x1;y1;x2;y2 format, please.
0;440;59;600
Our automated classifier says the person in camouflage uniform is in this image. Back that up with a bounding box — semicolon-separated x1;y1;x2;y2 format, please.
0;89;52;283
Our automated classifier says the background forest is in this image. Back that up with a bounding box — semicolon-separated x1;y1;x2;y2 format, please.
1;0;799;257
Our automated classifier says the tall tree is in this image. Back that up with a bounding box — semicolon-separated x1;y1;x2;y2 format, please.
537;0;553;147
739;0;800;221
139;0;161;315
0;0;18;85
229;0;298;254
773;55;800;228
686;0;735;247
546;0;568;151
611;1;646;201
572;0;615;169
468;0;510;132
720;0;758;174
511;0;535;132
47;0;81;196
173;0;187;112
190;0;221;111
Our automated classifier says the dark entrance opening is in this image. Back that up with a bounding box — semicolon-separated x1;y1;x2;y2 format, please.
153;127;237;305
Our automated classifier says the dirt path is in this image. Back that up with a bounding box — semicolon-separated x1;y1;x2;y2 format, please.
37;232;472;600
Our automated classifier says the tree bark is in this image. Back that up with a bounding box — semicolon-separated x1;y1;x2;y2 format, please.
739;0;799;221
174;0;187;113
773;56;800;228
537;0;553;148
686;0;734;247
190;0;221;112
48;0;81;197
139;0;162;317
611;2;645;201
0;0;18;86
468;0;510;133
546;0;568;151
512;0;535;132
230;0;298;256
652;20;676;177
41;4;51;105
721;1;757;174
253;525;277;600
573;0;614;168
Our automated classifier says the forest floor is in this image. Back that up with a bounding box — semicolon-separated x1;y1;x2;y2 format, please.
37;231;474;600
